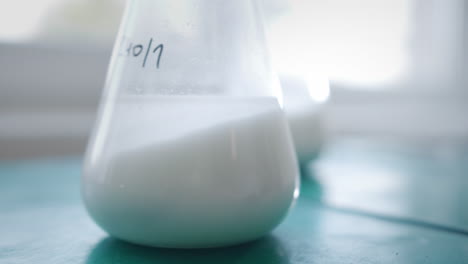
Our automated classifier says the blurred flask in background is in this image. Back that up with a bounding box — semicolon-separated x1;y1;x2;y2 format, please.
262;0;330;166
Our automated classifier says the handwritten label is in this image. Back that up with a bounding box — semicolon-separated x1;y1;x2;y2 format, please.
119;37;164;69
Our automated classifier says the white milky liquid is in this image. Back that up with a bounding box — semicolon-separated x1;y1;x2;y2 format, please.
82;96;299;248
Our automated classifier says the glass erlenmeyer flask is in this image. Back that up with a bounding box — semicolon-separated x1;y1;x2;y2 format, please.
82;0;299;248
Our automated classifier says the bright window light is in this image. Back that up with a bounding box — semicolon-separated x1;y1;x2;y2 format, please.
269;0;410;87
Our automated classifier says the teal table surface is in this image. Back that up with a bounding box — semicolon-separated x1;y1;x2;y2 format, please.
310;139;468;232
1;140;468;263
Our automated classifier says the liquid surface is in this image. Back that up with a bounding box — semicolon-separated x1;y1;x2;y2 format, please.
82;96;299;248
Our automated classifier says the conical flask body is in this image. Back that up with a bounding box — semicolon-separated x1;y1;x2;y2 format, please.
82;0;299;248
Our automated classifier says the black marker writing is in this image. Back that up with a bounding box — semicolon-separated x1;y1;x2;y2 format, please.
120;37;164;69
153;43;163;69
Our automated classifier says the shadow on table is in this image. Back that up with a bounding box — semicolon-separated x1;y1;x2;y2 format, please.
86;235;290;264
